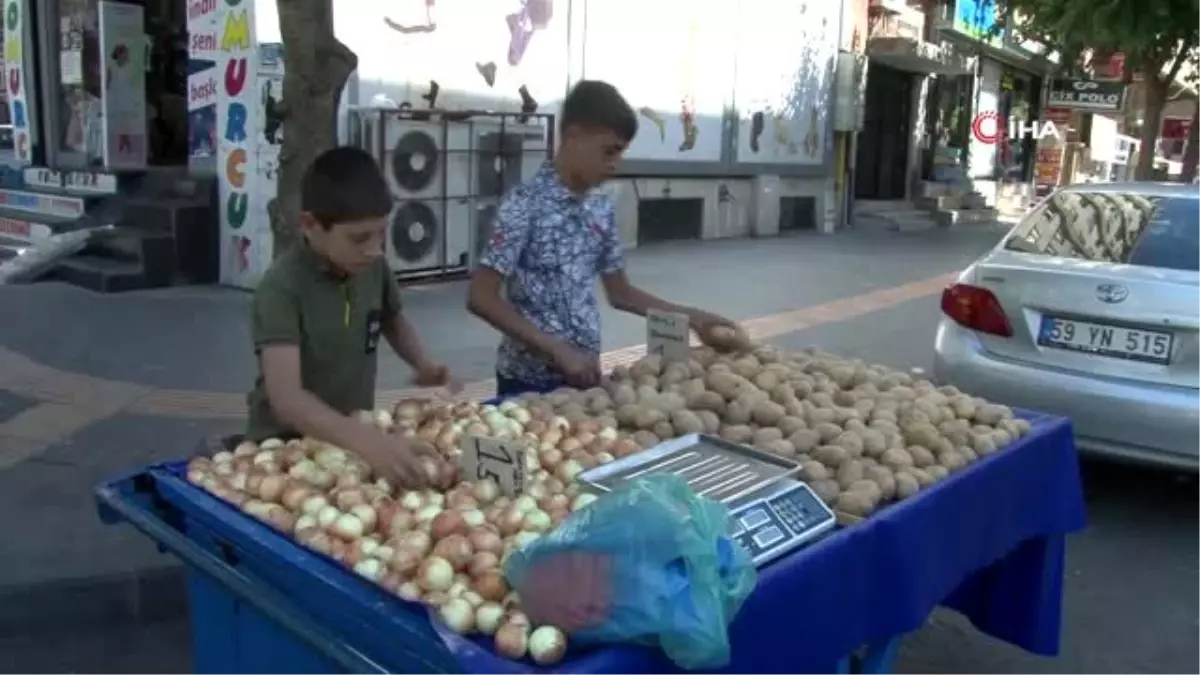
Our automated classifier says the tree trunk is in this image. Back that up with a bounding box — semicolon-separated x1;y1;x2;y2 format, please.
1134;77;1167;180
1180;99;1199;183
269;0;357;257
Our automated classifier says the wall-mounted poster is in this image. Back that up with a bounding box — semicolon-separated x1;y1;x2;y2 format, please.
186;0;219;162
98;0;147;168
3;0;33;164
579;0;733;163
733;0;837;165
335;0;567;119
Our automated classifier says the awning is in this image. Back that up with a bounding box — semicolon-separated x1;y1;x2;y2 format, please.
867;37;973;75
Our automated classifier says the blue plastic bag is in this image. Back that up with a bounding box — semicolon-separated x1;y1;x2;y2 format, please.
504;474;757;669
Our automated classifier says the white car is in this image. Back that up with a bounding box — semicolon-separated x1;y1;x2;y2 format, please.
933;182;1199;471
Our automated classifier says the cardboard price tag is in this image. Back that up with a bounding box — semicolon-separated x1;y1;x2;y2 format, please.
646;309;691;362
458;435;527;497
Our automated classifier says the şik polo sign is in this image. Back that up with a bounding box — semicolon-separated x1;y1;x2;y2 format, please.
216;0;259;288
1047;78;1127;112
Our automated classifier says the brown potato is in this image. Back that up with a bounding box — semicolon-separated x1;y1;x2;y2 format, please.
632;430;661;448
762;439;796;456
836;459;865;489
634;407;667;430
847;479;883;504
753;370;781;391
800;461;831;482
903;423;942;449
778;416;807;436
789;429;822;453
719;424;754;444
705;371;743;400
809;479;841;505
970;432;996;455
687;390;725;413
860;429;888;457
831;431;864;457
939;450;968;472
894;471;920;499
696;410;722;434
612;385;638;407
924;465;949;482
869;471;897;501
813;422;844;443
990;429;1013;449
751;400;787;427
752;427;784;445
814;444;850;468
670;410;705;436
973;403;1013;426
629;355;664;379
907;445;936;468
880;447;915;471
723;400;754;425
833;490;877;517
615;403;640;427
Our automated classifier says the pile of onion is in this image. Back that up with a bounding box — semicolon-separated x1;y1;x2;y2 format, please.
183;403;607;665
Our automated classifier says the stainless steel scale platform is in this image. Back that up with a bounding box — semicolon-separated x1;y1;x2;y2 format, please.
578;433;837;566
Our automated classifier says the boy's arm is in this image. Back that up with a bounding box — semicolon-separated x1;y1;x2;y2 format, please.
595;213;734;334
466;201;572;362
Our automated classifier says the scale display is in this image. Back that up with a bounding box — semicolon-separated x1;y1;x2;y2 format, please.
578;433;838;566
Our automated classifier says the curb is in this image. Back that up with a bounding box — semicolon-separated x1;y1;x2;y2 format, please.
0;565;187;634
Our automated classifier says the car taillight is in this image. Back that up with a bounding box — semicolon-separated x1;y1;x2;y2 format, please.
941;283;1014;337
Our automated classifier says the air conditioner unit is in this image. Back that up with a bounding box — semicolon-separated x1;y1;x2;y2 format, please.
471;198;499;267
377;116;473;276
471;119;550;199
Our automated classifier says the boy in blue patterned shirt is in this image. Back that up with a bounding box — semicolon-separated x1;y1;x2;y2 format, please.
467;80;737;395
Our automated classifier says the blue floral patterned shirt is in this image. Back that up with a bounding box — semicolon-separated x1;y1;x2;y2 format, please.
478;162;626;387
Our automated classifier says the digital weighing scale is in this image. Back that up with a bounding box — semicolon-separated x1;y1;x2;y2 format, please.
578;433;838;566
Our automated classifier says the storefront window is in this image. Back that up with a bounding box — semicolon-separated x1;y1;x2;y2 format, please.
997;70;1042;183
924;73;973;182
53;0;103;167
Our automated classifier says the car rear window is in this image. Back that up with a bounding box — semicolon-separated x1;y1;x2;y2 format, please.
1003;191;1199;272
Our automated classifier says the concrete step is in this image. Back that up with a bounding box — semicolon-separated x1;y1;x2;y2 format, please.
935;207;999;227
46;254;152;292
854;209;939;232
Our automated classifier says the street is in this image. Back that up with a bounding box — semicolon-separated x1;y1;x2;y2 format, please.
0;226;1195;673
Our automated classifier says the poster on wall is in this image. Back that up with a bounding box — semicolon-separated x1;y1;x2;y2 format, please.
733;0;837;165
187;0;220;161
3;0;33;164
254;42;283;269
579;0;732;163
98;1;147;169
334;0;567;119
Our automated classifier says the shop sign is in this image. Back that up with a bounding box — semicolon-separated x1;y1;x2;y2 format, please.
3;0;32;164
23;167;119;194
1047;78;1126;112
0;216;50;242
216;0;261;288
971;112;1064;144
0;188;85;219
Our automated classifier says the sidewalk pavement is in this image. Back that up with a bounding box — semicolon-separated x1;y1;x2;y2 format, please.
0;226;1009;633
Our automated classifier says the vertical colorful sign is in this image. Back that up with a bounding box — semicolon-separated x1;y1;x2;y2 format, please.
99;1;147;168
953;0;1004;46
3;0;31;164
217;0;258;288
187;0;219;161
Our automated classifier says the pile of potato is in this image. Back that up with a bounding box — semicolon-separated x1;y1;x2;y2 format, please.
515;342;1031;518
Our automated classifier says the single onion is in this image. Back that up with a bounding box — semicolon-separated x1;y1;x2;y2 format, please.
389;544;425;576
400;491;426;511
300;494;329;515
316;505;341;529
461;509;486;528
281;483;314;511
494;622;529;660
473;569;509;602
332;487;367;511
476;602;506;635
397;581;423;602
512;495;538;514
529;626;568;665
496;507;524;536
431;510;468;540
396;530;432;556
432;534;474;570
417;556;455;592
469;551;500;578
468;527;504;555
332;513;366;541
349;504;378;533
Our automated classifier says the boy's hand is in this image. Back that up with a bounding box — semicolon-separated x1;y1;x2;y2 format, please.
359;434;438;489
687;309;737;335
412;361;460;392
551;343;601;388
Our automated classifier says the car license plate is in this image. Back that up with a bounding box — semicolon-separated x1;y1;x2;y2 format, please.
1037;316;1173;365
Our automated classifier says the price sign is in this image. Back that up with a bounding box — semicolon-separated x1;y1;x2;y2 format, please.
646;309;691;362
458;435;527;497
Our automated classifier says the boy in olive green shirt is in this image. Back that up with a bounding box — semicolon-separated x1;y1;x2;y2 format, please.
247;146;453;488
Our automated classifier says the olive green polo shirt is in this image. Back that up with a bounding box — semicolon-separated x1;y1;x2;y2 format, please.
245;244;404;441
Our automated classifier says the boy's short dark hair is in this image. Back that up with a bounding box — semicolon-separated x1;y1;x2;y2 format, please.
301;146;393;227
560;80;637;143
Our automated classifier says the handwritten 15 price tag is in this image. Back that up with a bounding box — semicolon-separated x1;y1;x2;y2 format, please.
458;435;527;497
646;309;691;362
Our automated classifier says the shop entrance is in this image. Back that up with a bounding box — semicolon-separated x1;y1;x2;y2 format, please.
38;0;188;170
855;62;912;200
